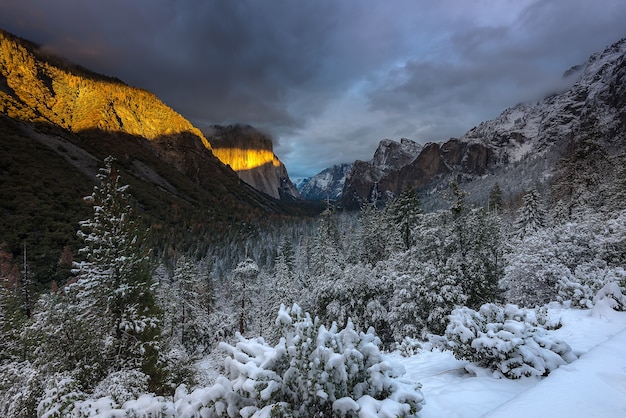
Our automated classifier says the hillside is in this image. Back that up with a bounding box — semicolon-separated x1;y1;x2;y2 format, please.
0;29;314;285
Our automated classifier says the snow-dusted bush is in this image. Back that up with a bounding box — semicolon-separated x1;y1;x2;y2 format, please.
445;303;576;379
189;303;424;417
37;374;86;418
504;210;626;307
557;263;626;309
593;280;626;311
0;361;43;418
91;369;150;405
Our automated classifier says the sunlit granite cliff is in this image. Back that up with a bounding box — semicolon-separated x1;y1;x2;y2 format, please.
208;125;300;200
0;30;210;149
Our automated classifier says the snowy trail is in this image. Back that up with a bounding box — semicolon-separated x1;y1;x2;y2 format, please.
398;306;626;418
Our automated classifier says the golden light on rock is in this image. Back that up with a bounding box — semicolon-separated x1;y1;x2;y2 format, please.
211;147;281;171
0;30;212;151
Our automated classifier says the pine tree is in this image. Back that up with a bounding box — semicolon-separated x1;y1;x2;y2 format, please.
0;245;25;362
358;204;388;265
488;183;504;214
462;209;505;307
387;186;422;251
162;256;215;353
309;209;344;279
514;187;546;238
72;156;162;387
231;258;260;335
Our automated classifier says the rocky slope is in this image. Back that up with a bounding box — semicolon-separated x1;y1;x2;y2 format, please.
298;163;352;201
342;38;626;209
208;125;300;200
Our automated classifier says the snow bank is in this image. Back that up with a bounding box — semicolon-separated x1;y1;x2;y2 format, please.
484;328;626;418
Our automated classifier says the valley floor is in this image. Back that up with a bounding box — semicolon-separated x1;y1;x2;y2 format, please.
398;303;626;418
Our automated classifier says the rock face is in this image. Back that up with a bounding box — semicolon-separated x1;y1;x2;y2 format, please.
342;138;424;208
298;163;352;201
342;38;626;209
0;30;210;148
208;125;300;200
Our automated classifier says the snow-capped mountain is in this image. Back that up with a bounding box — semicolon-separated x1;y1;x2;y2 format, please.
298;163;352;201
341;38;626;209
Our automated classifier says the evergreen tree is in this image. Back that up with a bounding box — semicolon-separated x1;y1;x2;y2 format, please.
488;183;504;214
358;204;388;265
231;258;260;335
71;156;162;388
462;209;505;307
514;187;546;238
387;186;422;250
449;181;468;219
269;242;300;316
163;256;214;353
309;210;344;279
0;245;26;362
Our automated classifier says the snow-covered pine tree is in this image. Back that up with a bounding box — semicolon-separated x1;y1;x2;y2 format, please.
514;187;546;238
358;204;389;265
462;209;505;308
488;183;504;214
231;258;260;335
309;209;344;279
387;185;422;251
268;241;300;318
71;156;162;388
165;256;215;353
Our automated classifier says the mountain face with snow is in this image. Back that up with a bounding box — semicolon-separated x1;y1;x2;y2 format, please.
342;138;424;208
298;163;352;201
341;38;626;209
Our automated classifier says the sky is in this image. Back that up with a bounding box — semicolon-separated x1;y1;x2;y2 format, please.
1;1;626;178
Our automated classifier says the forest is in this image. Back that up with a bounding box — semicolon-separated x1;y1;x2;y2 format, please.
1;145;626;417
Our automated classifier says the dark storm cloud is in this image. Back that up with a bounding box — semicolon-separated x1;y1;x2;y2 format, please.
1;0;626;178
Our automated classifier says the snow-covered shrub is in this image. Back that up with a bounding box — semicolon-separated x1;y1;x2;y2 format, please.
593;280;626;311
91;369;150;405
0;361;44;418
37;376;173;418
445;303;576;379
176;304;424;417
37;374;86;418
504;211;626;307
557;263;626;309
52;305;424;417
396;337;423;358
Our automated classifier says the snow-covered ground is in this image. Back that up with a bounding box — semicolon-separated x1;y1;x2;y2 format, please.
397;303;626;418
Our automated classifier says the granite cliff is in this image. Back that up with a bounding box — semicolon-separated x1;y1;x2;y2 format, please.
208;125;300;200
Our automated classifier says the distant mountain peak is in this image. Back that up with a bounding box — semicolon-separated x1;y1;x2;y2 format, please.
298;163;352;201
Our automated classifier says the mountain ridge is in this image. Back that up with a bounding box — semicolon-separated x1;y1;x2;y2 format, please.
339;38;626;209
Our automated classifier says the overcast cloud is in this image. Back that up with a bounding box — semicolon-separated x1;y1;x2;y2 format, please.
1;0;625;178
